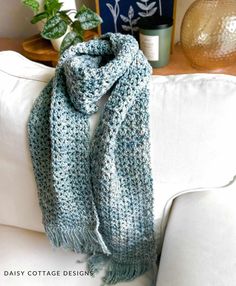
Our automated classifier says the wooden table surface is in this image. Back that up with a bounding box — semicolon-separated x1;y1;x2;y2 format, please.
1;37;236;76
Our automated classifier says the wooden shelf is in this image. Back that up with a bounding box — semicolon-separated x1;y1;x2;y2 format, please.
22;34;58;66
1;36;236;76
153;42;236;76
21;31;98;67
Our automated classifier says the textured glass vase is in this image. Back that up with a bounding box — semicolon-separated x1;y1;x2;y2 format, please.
181;0;236;70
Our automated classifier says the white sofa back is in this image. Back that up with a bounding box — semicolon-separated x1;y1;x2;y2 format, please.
0;52;54;232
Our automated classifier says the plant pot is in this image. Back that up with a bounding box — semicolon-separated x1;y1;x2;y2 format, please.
51;27;71;51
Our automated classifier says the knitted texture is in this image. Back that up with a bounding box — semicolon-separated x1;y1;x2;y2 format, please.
28;33;156;284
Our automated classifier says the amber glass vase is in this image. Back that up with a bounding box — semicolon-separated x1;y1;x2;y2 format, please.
181;0;236;70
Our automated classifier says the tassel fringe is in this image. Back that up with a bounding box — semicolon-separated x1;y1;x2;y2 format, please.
45;226;110;255
88;256;154;285
46;226;156;285
88;254;110;275
104;261;151;285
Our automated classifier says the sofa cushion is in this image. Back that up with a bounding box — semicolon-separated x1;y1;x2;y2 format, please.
156;180;236;286
0;225;153;286
1;51;236;238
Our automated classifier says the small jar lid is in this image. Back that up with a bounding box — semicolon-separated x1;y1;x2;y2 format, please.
138;15;173;30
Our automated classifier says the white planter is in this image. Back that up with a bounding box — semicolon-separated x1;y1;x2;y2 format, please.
51;27;71;51
37;0;77;13
35;0;77;51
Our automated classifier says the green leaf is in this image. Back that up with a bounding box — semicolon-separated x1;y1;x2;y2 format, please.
59;11;72;25
75;5;102;30
22;0;39;13
72;20;83;34
31;12;48;24
60;31;83;54
44;0;63;16
80;20;102;30
60;9;73;14
41;15;67;39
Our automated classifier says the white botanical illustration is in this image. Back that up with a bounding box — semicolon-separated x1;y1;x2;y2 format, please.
136;0;162;17
106;0;164;35
120;6;140;35
106;0;121;33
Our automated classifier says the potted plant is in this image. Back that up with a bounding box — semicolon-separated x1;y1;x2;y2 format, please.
22;0;102;53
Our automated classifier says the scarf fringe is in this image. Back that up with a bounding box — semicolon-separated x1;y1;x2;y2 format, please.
88;255;154;285
45;226;110;255
88;254;110;275
103;261;151;285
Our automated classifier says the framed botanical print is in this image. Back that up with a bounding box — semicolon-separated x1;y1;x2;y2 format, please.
95;0;176;36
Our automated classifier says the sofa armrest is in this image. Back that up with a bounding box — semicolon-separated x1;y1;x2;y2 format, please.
156;182;236;286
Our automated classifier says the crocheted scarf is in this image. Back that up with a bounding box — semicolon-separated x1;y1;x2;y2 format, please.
28;33;156;284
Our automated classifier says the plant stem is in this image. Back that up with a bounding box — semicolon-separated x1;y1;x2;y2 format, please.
159;0;162;16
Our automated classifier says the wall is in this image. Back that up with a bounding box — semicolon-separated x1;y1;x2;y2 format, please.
0;0;38;38
0;0;194;40
0;0;94;38
174;0;195;43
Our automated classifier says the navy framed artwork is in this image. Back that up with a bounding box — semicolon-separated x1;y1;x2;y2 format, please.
95;0;176;36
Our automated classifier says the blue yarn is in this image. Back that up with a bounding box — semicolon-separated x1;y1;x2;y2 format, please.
28;33;156;284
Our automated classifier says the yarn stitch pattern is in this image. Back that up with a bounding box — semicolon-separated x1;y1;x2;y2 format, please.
28;33;156;284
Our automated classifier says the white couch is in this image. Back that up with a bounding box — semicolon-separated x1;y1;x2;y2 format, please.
1;51;236;286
